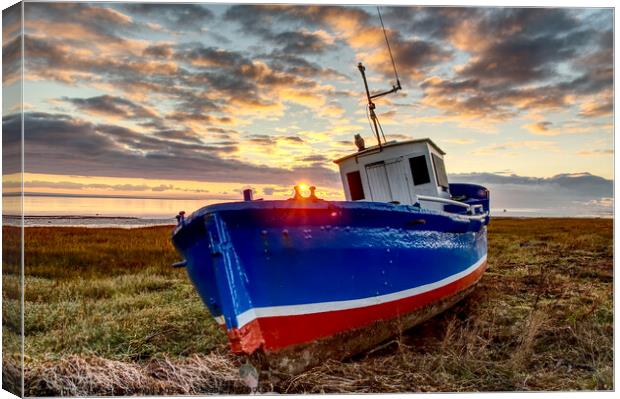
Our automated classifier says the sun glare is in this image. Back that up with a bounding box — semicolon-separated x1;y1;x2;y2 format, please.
297;183;311;197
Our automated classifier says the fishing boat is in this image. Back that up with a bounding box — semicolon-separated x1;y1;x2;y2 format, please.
171;12;490;374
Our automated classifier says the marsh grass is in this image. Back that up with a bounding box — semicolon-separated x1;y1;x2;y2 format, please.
18;227;227;363
4;218;613;394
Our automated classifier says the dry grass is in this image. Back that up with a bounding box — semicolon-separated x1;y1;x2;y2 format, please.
2;217;613;394
25;352;248;396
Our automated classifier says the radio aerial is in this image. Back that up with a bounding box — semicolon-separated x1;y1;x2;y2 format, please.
356;6;402;150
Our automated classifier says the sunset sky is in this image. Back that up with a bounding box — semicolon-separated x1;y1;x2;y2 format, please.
1;2;614;214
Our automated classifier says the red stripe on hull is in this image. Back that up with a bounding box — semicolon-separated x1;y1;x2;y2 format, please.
227;260;487;354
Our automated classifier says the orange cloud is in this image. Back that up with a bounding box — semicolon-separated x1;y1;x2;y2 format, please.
524;121;559;136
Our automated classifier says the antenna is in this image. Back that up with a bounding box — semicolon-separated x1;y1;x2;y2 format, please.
357;8;402;149
377;6;401;90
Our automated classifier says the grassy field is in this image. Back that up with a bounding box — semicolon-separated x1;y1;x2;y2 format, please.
2;217;613;394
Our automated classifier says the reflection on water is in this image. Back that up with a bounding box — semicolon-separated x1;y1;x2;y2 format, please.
19;195;229;218
1;196;612;226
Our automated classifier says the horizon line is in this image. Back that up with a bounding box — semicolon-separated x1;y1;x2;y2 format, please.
2;192;239;202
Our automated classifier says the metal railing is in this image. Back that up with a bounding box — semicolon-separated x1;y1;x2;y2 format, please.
417;195;472;211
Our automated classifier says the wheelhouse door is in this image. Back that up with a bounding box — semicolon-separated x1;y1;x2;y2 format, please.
365;162;392;202
385;159;413;204
365;159;413;204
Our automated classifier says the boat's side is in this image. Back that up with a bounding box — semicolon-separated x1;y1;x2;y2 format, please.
252;281;483;375
226;249;487;353
172;200;488;372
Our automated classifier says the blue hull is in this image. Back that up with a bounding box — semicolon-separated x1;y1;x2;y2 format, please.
172;200;488;352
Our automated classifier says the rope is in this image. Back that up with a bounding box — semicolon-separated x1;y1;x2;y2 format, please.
376;113;387;143
366;104;387;144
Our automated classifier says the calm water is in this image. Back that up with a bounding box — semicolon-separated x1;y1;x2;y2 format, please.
1;195;612;228
21;195;222;218
3;195;227;227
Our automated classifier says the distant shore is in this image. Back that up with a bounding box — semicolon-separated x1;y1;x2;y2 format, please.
0;213;613;229
2;215;176;228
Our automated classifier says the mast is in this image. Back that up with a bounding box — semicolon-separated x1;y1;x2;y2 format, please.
357;7;402;149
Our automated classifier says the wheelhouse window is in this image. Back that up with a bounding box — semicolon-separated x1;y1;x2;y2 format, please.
346;171;365;200
409;155;430;186
432;153;449;188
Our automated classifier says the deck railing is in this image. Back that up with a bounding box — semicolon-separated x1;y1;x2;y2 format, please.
417;195;471;210
416;195;488;219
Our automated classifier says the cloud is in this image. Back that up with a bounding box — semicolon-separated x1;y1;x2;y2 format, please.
404;8;613;121
261;186;293;196
63;95;159;120
579;99;613;118
143;43;174;58
272;30;335;54
224;4;450;81
151;129;207;145
175;43;337;115
122;3;214;31
449;171;613;216
18;5;614;126
181;45;250;69
25;2;135;46
224;4;370;38
22;4;611;143
5;112;340;187
21;180;148;191
21;29;343;137
371;31;453;80
457;30;586;85
18;180;184;193
260;52;346;79
23;34;176;85
451;171;612;197
1;105;21;175
247;134;276;146
524;119;609;136
473;140;557;155
283;136;304;143
9;3;612;193
247;134;304;146
298;155;329;162
151;184;174;192
524;121;556;136
576;149;614;157
2;2;21;41
2;21;21;85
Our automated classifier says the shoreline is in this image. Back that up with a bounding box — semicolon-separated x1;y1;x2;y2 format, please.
2;215;176;229
1;214;614;229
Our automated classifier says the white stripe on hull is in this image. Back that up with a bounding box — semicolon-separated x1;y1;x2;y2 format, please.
233;254;487;329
